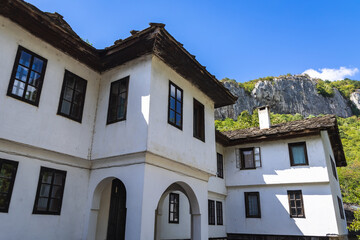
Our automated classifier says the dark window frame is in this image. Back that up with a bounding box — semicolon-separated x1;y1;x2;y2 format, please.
217;153;224;178
288;142;309;166
287;190;305;218
0;159;19;213
168;193;179;224
33;167;67;215
57;70;87;123
244;192;261;218
337;196;345;219
216;201;223;225
240;148;256;170
106;76;130;124
330;156;338;180
193;98;205;142
168;81;183;130
7;46;47;106
208;199;215;225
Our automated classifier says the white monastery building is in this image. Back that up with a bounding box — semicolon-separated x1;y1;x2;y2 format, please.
0;1;348;239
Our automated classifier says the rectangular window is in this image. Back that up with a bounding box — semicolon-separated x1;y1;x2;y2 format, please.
244;192;261;218
288;142;308;166
288;190;305;218
208;200;215;225
57;70;87;122
330;156;338;180
0;159;18;213
236;147;261;170
7;46;47;106
33;167;66;215
193;99;205;141
169;193;179;223
216;201;223;225
217;153;224;178
337;196;344;219
107;76;129;124
168;81;183;129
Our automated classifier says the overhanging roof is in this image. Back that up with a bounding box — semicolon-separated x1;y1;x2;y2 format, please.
216;115;347;167
0;0;237;108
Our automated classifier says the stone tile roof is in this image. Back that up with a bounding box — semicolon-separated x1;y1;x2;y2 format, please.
216;115;347;167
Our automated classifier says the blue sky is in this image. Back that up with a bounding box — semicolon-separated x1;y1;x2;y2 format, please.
27;0;360;82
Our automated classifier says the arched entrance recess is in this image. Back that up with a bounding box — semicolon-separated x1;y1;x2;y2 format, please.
154;181;201;240
87;177;127;240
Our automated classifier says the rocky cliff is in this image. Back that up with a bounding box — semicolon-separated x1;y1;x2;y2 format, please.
215;75;358;119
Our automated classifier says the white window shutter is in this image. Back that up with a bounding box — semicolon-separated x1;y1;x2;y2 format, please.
235;149;240;168
254;147;261;167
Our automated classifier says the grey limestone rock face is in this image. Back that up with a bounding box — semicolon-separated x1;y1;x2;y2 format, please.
350;90;360;111
215;75;355;120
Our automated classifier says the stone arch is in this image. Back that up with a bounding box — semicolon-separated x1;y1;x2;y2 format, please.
87;177;127;240
154;181;201;240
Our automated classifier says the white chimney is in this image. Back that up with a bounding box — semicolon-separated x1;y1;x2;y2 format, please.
258;106;271;129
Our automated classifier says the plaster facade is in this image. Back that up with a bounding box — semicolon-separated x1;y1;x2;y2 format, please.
0;5;348;240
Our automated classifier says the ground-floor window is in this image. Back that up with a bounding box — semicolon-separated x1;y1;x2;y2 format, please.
0;159;18;213
169;192;179;223
33;167;67;215
244;192;261;218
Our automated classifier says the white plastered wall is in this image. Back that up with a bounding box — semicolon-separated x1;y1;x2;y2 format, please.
0;16;100;159
320;130;348;236
147;56;217;175
91;55;152;159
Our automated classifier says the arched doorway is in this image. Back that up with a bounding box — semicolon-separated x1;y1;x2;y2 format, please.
87;177;127;240
154;182;201;240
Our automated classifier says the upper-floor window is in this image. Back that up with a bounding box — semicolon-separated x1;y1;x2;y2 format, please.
193;99;205;141
57;70;87;122
330;156;338;180
288;142;308;166
33;167;66;215
169;193;179;223
244;192;261;218
217;153;224;178
107;76;129;124
337;196;344;219
7;46;47;106
236;147;261;170
168;81;183;129
287;190;305;218
0;159;18;213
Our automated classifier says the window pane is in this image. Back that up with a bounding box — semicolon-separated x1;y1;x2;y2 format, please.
291;145;306;164
49;199;61;212
243;150;254;168
66;75;75;89
0;179;10;193
29;71;41;87
170;85;175;97
75;80;85;92
71;104;81;119
15;65;29;81
19;51;31;67
119;80;127;93
12;80;25;97
64;87;73;101
248;195;259;216
51;186;62;198
169;110;175;123
37;197;48;211
176;113;181;126
0;163;15;178
39;184;50;197
42;172;53;184
32;57;44;73
0;194;7;209
25;85;37;102
176;101;181;114
61;100;71;115
176;89;182;101
54;173;64;185
170;97;175;110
